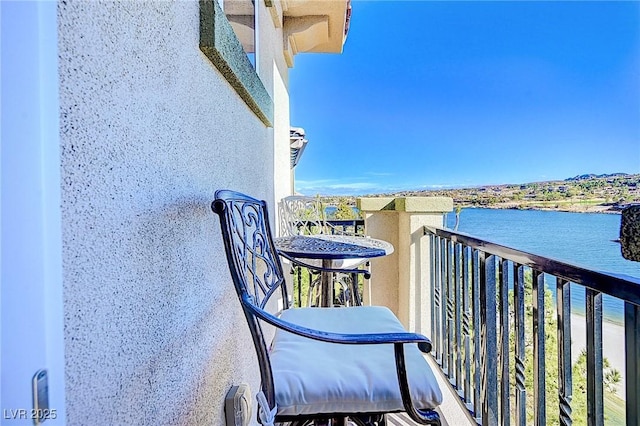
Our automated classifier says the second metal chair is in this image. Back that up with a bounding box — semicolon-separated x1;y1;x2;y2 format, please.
279;195;368;307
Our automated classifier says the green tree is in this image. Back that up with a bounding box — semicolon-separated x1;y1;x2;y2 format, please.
332;198;359;220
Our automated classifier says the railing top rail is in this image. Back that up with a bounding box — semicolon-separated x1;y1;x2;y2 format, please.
325;219;364;223
424;225;640;306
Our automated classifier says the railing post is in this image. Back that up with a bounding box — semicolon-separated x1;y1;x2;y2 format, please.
532;270;546;426
446;239;455;378
625;301;640;426
357;197;453;334
499;259;510;426
437;236;444;363
556;278;573;426
431;234;442;363
514;265;526;426
455;243;464;393
443;237;451;375
481;254;498;426
473;250;482;421
586;289;603;426
462;246;472;407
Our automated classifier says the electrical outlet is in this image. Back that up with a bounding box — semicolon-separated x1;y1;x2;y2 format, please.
225;384;251;426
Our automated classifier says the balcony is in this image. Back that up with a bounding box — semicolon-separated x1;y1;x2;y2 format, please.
287;198;640;426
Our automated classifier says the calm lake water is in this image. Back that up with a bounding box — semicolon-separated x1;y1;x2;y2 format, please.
445;208;640;324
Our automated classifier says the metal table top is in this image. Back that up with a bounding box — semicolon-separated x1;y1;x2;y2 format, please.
274;234;394;260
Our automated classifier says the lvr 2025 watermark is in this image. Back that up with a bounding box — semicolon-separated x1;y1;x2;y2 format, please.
3;408;57;421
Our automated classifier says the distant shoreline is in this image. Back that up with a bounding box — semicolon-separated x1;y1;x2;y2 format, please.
466;202;623;215
332;200;626;215
327;173;640;213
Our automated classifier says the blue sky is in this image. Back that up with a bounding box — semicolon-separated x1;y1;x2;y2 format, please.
289;1;640;196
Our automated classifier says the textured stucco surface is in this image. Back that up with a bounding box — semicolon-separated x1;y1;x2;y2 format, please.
361;198;452;333
362;212;399;310
358;196;453;213
621;205;640;262
58;1;287;424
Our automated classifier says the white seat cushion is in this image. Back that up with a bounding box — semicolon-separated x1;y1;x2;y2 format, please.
270;306;443;417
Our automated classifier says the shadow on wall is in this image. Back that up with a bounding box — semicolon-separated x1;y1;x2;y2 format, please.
64;196;258;424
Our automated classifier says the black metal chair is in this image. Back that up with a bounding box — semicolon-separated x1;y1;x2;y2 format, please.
212;190;442;426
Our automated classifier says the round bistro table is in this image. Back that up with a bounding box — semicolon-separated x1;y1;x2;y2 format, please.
274;234;394;307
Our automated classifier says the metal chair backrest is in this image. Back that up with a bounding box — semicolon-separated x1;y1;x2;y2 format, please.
211;190;289;405
279;196;326;237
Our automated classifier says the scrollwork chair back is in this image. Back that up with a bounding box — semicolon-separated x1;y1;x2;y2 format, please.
212;190;288;407
279;196;326;237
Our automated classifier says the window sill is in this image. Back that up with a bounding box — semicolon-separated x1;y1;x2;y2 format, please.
199;0;274;127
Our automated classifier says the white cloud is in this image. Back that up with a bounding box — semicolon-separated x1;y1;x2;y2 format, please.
417;183;470;189
295;178;476;196
295;179;389;196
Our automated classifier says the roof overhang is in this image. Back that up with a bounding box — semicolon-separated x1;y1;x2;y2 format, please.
274;0;351;67
290;127;308;168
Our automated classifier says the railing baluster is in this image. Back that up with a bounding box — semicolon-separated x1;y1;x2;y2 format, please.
514;264;526;426
434;236;442;365
481;254;499;426
463;245;472;406
441;237;449;374
499;259;510;426
455;243;463;393
586;288;603;426
625;301;640;426
430;234;438;359
557;278;573;426
447;239;455;382
532;270;546;426
473;249;482;421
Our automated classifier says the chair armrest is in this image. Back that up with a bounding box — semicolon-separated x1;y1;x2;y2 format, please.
394;344;442;425
278;251;370;276
243;295;430;348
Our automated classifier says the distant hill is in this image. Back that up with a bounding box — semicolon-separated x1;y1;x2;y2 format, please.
323;173;640;214
565;173;630;181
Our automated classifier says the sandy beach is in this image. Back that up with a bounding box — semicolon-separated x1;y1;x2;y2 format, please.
570;313;626;398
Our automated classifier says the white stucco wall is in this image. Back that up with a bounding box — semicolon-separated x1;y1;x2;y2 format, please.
259;2;293;215
58;1;288;424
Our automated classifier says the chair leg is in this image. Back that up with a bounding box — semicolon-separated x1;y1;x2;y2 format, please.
339;273;362;307
307;276;321;307
348;414;386;426
350;272;361;306
334;276;350;306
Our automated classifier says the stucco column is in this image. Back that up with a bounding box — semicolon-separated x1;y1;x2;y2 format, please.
357;197;453;335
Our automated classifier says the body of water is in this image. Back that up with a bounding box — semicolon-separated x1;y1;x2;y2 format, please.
445;208;640;324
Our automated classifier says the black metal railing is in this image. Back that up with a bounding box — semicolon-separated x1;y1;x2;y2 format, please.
424;226;640;426
292;219;365;237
